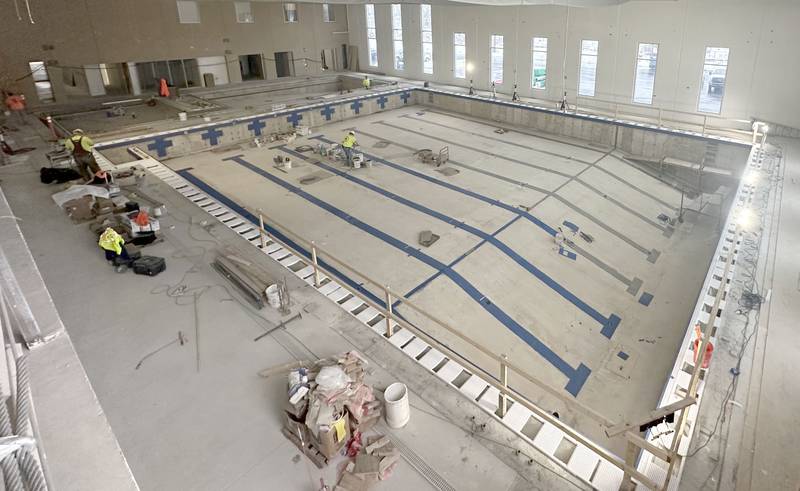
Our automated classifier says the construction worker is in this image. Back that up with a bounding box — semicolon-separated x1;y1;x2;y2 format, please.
63;129;101;181
362;75;371;90
3;91;26;125
98;227;130;264
341;130;357;165
159;78;170;98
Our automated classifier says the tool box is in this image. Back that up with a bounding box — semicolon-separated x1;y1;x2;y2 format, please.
132;256;166;276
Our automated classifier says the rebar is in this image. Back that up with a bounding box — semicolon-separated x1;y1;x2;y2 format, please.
18;448;45;491
14;355;30;436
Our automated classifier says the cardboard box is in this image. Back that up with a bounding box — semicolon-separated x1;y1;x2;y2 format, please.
63;196;95;222
312;413;350;459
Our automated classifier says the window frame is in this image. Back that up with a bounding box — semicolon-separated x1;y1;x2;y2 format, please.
234;1;254;23
391;4;404;71
578;39;599;97
632;42;659;105
365;4;378;67
322;4;335;23
176;0;200;24
453;32;466;79
420;4;433;75
697;46;730;115
283;3;298;23
531;37;548;90
490;34;504;85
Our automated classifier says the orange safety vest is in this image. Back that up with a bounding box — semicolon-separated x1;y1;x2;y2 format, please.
5;95;25;111
159;78;170;98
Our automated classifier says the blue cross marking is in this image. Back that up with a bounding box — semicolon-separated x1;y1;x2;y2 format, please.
376;95;389;109
201;127;224;146
320;105;335;121
350;99;363;114
400;92;411;104
247;118;267;136
286;112;303;127
147;136;173;157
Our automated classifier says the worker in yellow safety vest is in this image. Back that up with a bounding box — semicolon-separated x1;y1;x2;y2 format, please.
341;131;357;165
98;228;131;264
362;75;371;90
64;129;101;180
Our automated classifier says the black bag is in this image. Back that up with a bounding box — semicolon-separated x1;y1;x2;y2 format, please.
40;167;80;184
132;256;166;276
112;247;141;267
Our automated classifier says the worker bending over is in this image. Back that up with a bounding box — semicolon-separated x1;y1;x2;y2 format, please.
362;75;371;90
63;129;100;180
98;228;130;264
341;131;357;166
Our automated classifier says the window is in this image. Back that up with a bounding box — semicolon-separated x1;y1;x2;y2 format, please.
454;32;466;79
235;2;253;23
322;4;334;22
365;4;378;67
531;37;547;89
578;40;599;97
176;0;200;24
283;3;298;23
698;47;730;114
420;4;433;75
391;4;404;70
633;43;658;105
29;61;54;103
490;35;504;84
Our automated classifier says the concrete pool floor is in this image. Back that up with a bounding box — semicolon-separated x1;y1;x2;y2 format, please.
159;105;725;450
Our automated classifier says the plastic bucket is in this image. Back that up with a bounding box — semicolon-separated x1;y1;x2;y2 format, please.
266;284;280;309
384;382;410;429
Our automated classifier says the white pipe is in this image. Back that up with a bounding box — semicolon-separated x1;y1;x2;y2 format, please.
384;382;410;429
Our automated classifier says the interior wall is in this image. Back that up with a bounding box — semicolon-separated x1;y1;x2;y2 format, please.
347;0;800;129
0;0;348;104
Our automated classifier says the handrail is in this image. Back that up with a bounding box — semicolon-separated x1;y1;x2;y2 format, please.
256;209;663;490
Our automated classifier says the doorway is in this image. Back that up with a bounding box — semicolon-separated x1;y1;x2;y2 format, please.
274;51;295;78
238;54;264;81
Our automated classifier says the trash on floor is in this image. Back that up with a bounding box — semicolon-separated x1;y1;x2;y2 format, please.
279;351;390;482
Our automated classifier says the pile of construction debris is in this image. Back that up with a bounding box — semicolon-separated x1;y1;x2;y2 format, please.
280;351;399;490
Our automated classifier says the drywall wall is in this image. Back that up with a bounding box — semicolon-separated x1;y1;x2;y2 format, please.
0;0;348;104
347;0;800;129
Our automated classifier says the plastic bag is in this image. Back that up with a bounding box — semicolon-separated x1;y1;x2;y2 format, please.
315;366;350;392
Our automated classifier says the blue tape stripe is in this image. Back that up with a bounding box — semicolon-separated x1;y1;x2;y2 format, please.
282;146;619;336
311;136;559;237
176;169;387;310
222;153;590;396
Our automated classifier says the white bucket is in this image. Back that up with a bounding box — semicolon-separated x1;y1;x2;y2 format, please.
265;284;280;309
178;112;188;121
384;382;410;429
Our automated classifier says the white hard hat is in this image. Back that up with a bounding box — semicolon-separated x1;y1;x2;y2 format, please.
73;128;84;134
349;130;355;135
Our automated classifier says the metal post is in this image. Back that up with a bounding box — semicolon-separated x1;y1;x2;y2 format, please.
702;115;708;136
258;213;267;249
658;108;663;127
311;241;320;287
498;354;508;417
384;288;394;337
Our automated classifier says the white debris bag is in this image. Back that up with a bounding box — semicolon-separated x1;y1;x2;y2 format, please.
51;185;110;207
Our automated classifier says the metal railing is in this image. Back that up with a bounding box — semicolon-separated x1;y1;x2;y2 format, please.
0;285;50;491
256;210;667;489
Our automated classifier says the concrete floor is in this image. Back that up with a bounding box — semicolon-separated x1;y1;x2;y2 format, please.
161;105;723;450
0;117;587;490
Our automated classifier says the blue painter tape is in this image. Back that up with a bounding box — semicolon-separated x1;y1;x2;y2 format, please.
617;351;629;361
176;169;387;310
310;136;558;236
558;247;577;261
601;315;621;339
562;221;579;233
300;139;625;333
223;153;591;396
639;292;654;306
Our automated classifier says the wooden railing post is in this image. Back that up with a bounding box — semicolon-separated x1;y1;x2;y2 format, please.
384;287;394;337
258;213;267;249
498;354;509;417
311;241;320;287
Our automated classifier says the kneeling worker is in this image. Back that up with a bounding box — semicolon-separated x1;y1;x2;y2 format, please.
341;130;357;166
64;129;101;181
98;228;130;264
